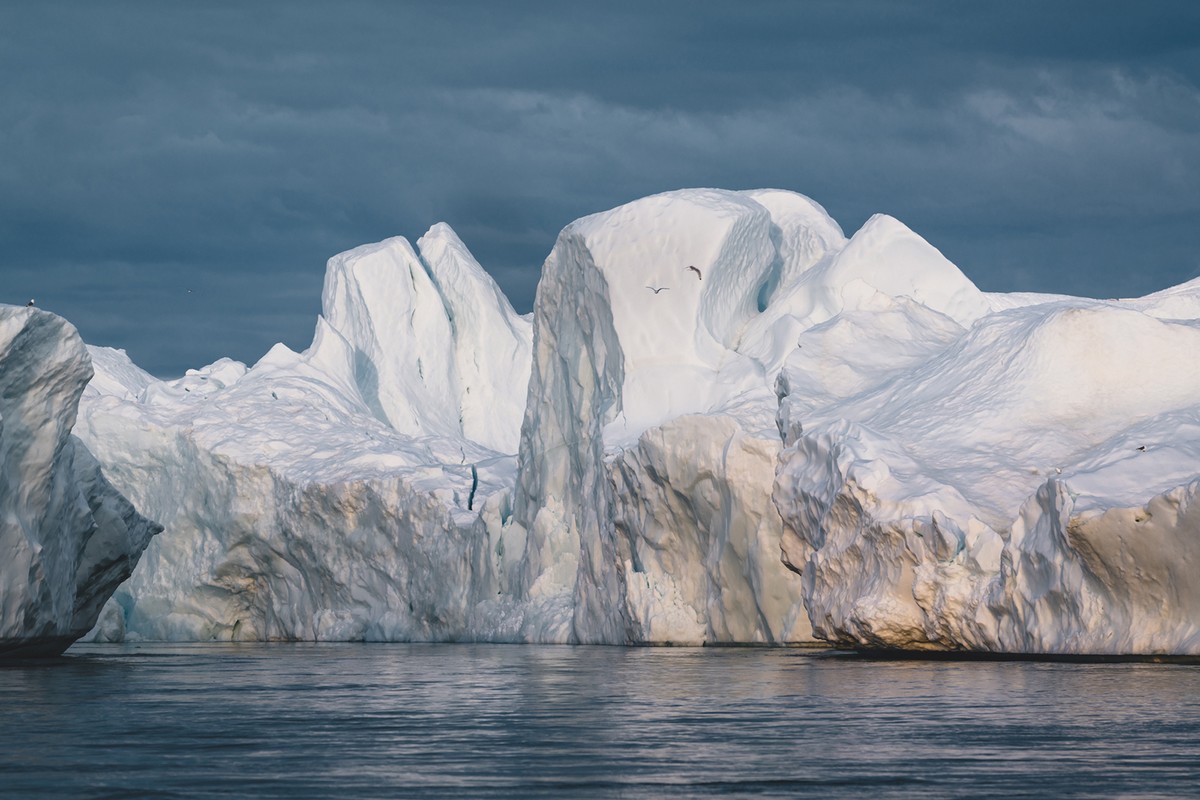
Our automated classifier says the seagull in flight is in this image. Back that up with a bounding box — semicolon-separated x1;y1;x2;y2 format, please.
646;285;669;294
686;265;702;280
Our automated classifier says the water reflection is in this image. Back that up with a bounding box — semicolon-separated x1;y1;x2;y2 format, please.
0;644;1198;798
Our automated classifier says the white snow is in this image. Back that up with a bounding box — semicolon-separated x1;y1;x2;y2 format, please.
509;189;844;643
65;188;1200;655
77;225;535;643
773;299;1200;654
313;222;531;452
0;306;159;656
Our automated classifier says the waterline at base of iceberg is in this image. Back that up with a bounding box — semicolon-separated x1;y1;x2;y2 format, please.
4;642;1199;799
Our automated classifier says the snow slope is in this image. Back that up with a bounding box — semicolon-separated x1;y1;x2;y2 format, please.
0;306;159;657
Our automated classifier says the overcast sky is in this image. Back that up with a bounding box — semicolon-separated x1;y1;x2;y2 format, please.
2;2;1198;375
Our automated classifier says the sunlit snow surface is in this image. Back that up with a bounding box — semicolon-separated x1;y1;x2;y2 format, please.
77;188;1200;653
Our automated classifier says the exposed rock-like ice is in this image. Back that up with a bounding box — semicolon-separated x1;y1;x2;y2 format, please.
773;297;1200;654
69;187;1200;654
0;307;159;657
510;189;845;643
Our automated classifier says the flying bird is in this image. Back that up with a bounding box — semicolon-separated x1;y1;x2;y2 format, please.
686;265;702;280
1137;445;1147;452
646;285;669;294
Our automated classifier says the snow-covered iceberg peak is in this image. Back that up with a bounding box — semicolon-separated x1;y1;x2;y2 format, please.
740;188;847;300
765;213;992;331
827;214;989;325
317;223;531;453
566;189;771;430
416;223;533;452
533;188;848;441
731;204;989;378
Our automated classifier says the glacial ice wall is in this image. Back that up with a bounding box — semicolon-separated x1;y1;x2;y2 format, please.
510;189;849;644
0;306;159;656
610;408;811;643
78;225;533;643
69;187;1200;654
773;298;1200;654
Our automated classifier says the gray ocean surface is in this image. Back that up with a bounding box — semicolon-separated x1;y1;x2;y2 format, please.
2;643;1199;798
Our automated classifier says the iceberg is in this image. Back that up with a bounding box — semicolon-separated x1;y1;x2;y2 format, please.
78;225;533;643
78;192;834;645
68;187;1200;654
509;189;841;643
0;306;159;657
773;298;1200;654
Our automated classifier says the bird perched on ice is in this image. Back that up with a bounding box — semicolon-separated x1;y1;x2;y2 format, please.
686;265;702;280
25;299;34;307
646;285;669;294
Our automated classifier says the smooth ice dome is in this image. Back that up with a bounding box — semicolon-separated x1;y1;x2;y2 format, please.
64;187;1200;655
0;306;159;657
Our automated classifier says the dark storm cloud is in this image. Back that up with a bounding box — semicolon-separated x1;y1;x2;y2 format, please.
1;1;1198;375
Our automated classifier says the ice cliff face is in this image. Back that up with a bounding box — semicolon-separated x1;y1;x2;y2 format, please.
0;307;159;657
511;189;847;643
773;297;1200;654
71;187;1200;654
78;225;532;643
80;195;845;646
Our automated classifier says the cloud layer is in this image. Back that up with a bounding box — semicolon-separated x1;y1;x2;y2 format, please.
2;2;1198;374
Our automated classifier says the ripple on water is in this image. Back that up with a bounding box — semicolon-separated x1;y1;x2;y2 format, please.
1;643;1198;798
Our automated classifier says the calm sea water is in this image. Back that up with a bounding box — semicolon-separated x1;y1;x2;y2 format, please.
2;643;1199;798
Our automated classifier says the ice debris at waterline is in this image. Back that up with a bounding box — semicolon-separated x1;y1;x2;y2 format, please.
72;188;1200;653
0;306;160;657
